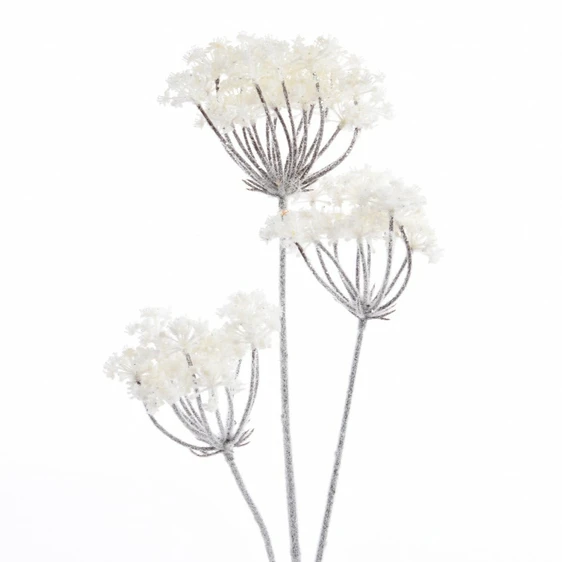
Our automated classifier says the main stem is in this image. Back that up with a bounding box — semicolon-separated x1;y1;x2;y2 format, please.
279;196;301;562
224;452;276;562
315;318;368;562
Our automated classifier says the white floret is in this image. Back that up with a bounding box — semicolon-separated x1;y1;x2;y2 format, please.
218;290;280;350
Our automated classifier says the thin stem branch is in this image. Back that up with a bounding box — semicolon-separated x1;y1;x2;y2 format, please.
180;396;203;426
147;413;214;453
225;388;235;439
315;319;368;562
315;246;351;304
299;97;325;176
256;84;283;178
370;216;395;311
317;126;342;159
302;128;360;188
274;107;295;174
319;243;358;301
295;244;355;314
378;226;413;311
232;349;259;443
196;394;222;448
380;257;407;299
296;107;311;170
359;241;370;303
172;404;209;442
224;452;276;562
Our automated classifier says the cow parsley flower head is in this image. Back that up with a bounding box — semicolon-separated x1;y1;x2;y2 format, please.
105;292;279;456
160;34;391;200
260;167;440;320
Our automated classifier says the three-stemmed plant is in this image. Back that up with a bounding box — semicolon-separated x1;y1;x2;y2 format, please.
106;34;439;562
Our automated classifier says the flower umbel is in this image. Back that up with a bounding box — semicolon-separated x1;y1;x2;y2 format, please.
105;292;279;456
261;167;441;320
159;35;391;199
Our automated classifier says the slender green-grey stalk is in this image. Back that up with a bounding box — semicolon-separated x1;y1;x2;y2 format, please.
315;318;368;562
279;196;301;562
224;452;276;562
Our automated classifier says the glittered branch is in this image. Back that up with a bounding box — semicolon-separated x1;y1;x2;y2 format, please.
315;246;351;304
377;226;413;311
370;216;395;311
317;126;342;160
302;128;360;188
318;243;359;301
299;96;326;177
295;244;356;315
232;349;259;443
294;218;415;322
147;412;216;453
315;319;367;562
224;452;277;562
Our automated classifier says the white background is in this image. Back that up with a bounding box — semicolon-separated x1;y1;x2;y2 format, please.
1;1;561;561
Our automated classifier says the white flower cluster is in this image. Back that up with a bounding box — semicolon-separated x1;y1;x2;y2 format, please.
159;34;391;131
104;291;279;413
260;167;441;262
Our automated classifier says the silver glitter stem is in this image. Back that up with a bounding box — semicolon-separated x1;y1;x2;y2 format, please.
279;196;301;562
224;452;276;562
315;318;368;562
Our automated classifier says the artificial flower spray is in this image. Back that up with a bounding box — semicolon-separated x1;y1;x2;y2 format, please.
106;34;439;562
